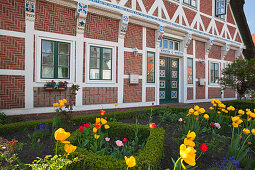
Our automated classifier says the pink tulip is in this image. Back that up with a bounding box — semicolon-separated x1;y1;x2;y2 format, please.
115;140;123;147
214;123;221;129
105;137;110;142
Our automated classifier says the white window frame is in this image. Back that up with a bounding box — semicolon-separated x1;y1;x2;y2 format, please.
35;35;75;83
85;42;116;84
215;0;227;20
209;61;220;85
183;0;198;8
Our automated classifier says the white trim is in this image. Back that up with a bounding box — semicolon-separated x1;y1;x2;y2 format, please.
185;97;237;103
0;69;26;75
0;29;26;38
118;38;124;104
142;27;146;102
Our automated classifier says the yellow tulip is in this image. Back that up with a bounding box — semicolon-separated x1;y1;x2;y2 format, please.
209;107;214;110
54;128;70;143
204;114;209;119
125;156;136;168
101;118;107;125
215;100;221;104
104;124;110;129
115;103;118;107
186;131;196;141
180;144;196;167
211;99;215;104
251;129;255;136
194;111;199;116
217;111;221;114
184;138;195;147
64;144;77;153
189;108;194;113
238;110;245;115
96;118;101;124
59;101;65;109
243;128;250;135
93;127;98;133
250;113;255;118
63;99;67;103
53;103;59;107
199;108;205;114
213;104;217;107
94;134;100;140
194;105;199;111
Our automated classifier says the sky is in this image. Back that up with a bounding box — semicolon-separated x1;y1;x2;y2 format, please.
244;0;255;34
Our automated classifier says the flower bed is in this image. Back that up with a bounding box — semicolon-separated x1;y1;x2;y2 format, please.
56;122;165;169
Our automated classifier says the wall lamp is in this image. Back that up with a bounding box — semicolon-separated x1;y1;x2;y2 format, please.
133;47;138;57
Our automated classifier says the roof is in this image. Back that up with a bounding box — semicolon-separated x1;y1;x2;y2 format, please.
252;34;255;45
230;0;255;59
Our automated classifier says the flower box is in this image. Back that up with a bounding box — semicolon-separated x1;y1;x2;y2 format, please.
43;84;67;91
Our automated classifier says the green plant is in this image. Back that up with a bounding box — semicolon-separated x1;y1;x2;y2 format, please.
0;112;7;125
223;100;255;111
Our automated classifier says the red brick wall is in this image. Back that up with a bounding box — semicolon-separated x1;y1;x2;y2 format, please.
215;21;224;35
187;87;193;100
209;45;221;59
0;75;25;109
142;0;154;12
200;0;212;16
183;7;196;26
225;49;235;62
196;82;205;99
146;28;155;48
227;4;235;25
146;87;155;102
85;13;119;42
82;87;118;105
0;35;25;70
124;52;143;75
208;87;221;99
195;41;205;59
34;87;73;107
228;25;236;39
196;62;205;78
201;15;211;31
0;0;25;32
35;0;76;36
187;40;193;55
124;24;143;50
123;79;142;103
224;88;235;98
163;0;178;19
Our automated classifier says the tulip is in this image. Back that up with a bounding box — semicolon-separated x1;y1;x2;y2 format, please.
149;123;156;128
214;123;221;129
100;110;106;115
101;118;107;125
210;124;214;127
64;144;77;153
53;103;59;107
125;156;136;168
194;111;199;116
186;131;196;141
84;123;90;128
105;137;110;142
123;138;128;143
180;144;196;167
94;134;100;140
204;114;209;119
200;143;207;152
252;129;255;136
178;118;183;122
93;127;98;133
243;128;250;135
194;105;199;111
94;122;102;129
80;126;84;132
184;138;195;147
115;103;118;107
199;108;205;114
54;128;70;143
116;140;123;147
248;142;252;145
104;124;110;129
63;99;67;104
209;107;214;110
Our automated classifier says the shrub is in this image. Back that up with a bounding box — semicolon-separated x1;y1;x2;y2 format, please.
222;100;255;111
57;122;165;169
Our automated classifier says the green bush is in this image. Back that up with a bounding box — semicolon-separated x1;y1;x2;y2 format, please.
222;100;255;111
57;122;165;170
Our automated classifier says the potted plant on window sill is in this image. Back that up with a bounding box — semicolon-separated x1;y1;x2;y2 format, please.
44;80;68;91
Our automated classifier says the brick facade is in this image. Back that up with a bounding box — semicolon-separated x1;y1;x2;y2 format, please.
82;87;118;105
124;52;143;75
200;0;212;16
208;87;221;99
187;87;193;100
196;62;205;78
225;49;235;62
146;87;155;102
187;39;193;55
123;79;142;103
195;41;205;59
146;28;155;48
84;13;119;42
163;0;178;19
183;7;196;26
34;87;73;107
124;24;143;50
209;45;221;59
201;15;211;31
224;88;235;98
196;82;205;99
35;0;76;36
0;0;25;32
0;75;25;109
0;35;25;70
227;4;235;25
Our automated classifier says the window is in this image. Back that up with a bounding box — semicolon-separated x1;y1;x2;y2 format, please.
160;39;180;51
147;52;155;83
183;0;197;8
215;0;226;19
210;62;220;84
187;58;193;84
89;46;112;80
41;40;70;79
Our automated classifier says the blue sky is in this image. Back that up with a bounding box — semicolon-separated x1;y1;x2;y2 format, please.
244;0;255;34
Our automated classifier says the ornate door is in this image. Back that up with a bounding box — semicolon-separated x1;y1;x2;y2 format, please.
159;57;179;103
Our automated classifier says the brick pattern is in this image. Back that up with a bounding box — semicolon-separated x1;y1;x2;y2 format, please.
235;33;242;43
224;88;235;98
0;0;25;32
85;13;119;42
187;39;193;55
142;0;154;12
0;75;25;109
163;0;178;19
187;87;193;100
146;87;155;102
200;0;212;16
146;28;155;48
124;24;143;50
196;82;205;99
195;40;205;59
0;35;25;70
215;21;224;35
196;62;205;78
34;87;74;107
227;4;235;25
82;87;118;105
201;15;211;31
35;0;76;36
208;45;221;59
183;7;196;26
227;25;236;39
208;87;221;99
123;79;142;103
225;49;235;62
124;52;143;75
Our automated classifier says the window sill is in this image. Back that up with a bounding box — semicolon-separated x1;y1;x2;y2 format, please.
182;3;198;11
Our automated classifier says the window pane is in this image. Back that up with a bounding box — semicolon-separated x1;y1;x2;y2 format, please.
191;0;196;7
42;40;54;53
187;58;193;84
58;67;69;78
103;48;112;70
210;63;214;83
102;70;111;80
147;52;155;83
58;55;69;66
160;39;162;48
174;42;179;51
90;47;100;69
42;66;54;78
42;54;54;65
169;41;174;50
183;0;189;4
163;40;168;49
90;69;100;79
58;43;70;55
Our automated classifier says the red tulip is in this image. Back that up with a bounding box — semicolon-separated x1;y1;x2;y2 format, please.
200;143;208;152
149;123;156;129
100;110;106;115
210;124;214;127
80;126;84;131
84;123;90;128
248;142;252;145
123;138;128;143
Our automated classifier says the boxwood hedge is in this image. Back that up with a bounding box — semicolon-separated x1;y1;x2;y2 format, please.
57;122;165;170
223;100;255;111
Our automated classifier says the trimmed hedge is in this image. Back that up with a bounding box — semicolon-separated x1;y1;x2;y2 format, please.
57;122;165;169
223;100;255;111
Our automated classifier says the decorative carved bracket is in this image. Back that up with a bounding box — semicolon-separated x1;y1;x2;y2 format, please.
119;14;129;39
156;25;165;45
184;33;192;49
221;44;230;60
235;48;243;59
205;39;214;55
76;2;88;34
25;0;36;21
